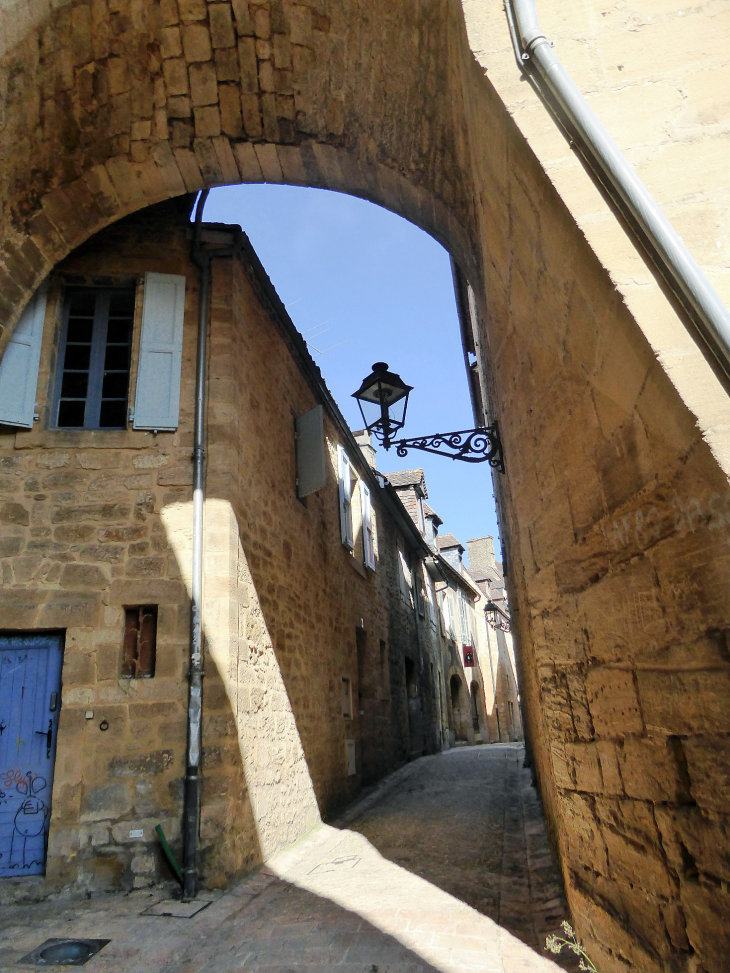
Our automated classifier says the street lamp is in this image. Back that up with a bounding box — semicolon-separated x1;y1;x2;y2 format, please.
352;362;504;469
485;600;511;632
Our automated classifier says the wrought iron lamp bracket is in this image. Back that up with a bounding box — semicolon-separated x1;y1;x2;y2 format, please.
385;421;505;471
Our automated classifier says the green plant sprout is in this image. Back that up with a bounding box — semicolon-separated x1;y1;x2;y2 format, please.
545;921;599;972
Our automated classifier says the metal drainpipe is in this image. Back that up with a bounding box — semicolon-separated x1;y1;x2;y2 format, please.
182;188;211;900
505;0;730;380
183;191;240;899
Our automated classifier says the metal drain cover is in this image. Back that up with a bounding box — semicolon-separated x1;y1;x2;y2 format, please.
19;939;110;967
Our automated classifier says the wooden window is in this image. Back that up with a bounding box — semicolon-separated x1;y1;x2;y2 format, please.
54;288;135;430
122;606;157;678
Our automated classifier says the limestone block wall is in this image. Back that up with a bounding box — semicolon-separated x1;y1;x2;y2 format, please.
1;0;729;968
472;160;730;972
0;202;430;895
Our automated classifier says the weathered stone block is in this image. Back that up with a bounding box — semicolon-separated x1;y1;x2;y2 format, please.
209;4;236;48
157;464;193;485
52;503;130;523
566;742;602;794
109;750;174;777
594;797;670;891
560;791;609;876
0;500;29;524
163;57;189;96
183;24;213;64
159;26;183;60
194;106;221;137
60;563;108;589
674;806;730;883
684;735;730;812
637;668;730;735
177;0;207;21
618;735;687;803
81;782;132;821
126;557;166;578
0;536;23;557
585;668;643;738
40;591;101;628
680;879;730;972
108;579;187;605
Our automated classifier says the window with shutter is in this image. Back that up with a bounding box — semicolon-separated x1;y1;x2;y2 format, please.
337;445;353;549
295;405;327;498
441;589;452;636
0;285;48;429
53;287;134;429
397;541;413;605
361;482;375;570
133;272;186;432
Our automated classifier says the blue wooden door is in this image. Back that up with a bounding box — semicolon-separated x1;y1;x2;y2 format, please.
0;633;63;876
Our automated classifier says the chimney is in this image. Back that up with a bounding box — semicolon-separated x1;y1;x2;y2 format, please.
353;429;377;469
467;536;497;580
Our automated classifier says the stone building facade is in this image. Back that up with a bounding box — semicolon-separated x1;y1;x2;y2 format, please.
467;535;523;744
0;197;440;896
386;469;523;750
1;1;730;970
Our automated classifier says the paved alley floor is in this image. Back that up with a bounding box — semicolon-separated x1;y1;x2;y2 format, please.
0;745;574;973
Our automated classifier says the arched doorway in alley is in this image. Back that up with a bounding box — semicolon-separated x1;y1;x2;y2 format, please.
4;4;730;970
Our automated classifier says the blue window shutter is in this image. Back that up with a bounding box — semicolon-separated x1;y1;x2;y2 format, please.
0;285;48;429
133;273;186;431
337;445;353;549
361;482;375;569
296;405;327;498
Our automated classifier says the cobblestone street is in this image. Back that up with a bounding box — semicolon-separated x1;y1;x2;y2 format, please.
1;746;574;973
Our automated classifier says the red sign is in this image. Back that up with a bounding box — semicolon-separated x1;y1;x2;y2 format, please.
463;646;474;667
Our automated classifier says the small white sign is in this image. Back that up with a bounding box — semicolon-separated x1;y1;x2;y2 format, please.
129;829;144;839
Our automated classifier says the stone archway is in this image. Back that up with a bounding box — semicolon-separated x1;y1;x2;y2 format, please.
0;0;491;344
3;3;730;971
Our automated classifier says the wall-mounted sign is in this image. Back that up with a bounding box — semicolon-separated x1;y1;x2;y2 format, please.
463;645;474;667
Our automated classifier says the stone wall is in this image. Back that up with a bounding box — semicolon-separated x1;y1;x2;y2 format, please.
0;200;432;895
1;1;729;969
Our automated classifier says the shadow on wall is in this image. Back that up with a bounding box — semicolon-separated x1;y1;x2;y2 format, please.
161;497;322;876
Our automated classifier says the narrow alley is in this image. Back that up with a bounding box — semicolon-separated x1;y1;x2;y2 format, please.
0;747;576;973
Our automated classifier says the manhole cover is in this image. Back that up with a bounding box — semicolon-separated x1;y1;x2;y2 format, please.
19;939;110;966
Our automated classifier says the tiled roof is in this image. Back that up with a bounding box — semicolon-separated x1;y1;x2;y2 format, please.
385;469;427;497
436;533;463;551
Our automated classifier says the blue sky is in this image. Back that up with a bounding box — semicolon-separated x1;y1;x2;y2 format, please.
203;184;501;563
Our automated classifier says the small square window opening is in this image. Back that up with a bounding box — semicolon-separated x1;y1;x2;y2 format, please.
122;606;157;678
